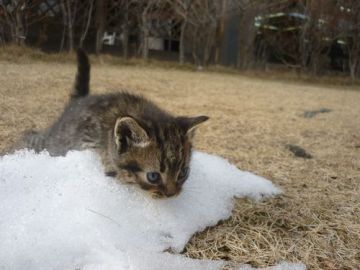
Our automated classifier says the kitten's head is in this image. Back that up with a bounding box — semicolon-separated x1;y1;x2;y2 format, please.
108;115;208;198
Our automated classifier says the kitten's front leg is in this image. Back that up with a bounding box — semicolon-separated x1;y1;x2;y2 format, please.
96;149;117;177
97;149;135;184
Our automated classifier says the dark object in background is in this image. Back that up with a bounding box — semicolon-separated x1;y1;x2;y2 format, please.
303;108;332;118
286;144;313;159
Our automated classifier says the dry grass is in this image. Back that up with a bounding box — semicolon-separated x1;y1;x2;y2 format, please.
1;44;358;87
0;52;359;270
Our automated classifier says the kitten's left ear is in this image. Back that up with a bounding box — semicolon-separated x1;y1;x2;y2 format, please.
114;117;150;153
176;115;209;137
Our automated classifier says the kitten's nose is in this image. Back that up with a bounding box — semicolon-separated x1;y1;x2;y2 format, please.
164;183;178;197
164;189;177;197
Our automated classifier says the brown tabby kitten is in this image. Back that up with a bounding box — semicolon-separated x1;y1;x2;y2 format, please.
21;50;208;198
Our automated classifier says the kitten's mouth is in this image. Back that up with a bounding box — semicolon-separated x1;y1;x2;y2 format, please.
150;190;180;199
151;191;164;199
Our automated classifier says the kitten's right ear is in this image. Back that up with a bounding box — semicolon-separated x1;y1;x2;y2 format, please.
176;115;209;134
114;117;150;153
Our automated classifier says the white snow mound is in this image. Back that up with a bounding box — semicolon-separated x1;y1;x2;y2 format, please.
0;150;304;270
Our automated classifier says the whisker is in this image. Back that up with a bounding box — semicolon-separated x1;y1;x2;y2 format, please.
183;185;203;194
86;208;122;228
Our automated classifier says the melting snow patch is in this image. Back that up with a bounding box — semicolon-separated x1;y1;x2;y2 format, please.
0;150;304;270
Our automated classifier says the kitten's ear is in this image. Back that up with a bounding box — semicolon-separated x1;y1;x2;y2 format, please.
114;117;150;153
176;115;209;138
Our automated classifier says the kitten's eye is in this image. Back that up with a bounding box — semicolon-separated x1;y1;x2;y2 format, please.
146;172;161;184
178;167;189;181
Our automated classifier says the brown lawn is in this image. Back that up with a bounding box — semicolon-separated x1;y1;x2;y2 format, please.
0;56;359;269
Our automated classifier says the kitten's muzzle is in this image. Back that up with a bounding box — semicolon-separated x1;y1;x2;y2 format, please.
162;182;181;197
163;189;179;198
151;186;181;199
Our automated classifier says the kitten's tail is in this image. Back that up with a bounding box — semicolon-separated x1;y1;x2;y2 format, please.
71;49;90;99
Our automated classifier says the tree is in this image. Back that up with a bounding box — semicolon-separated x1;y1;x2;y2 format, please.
236;0;279;70
105;0;135;58
300;0;339;75
338;0;360;82
169;0;193;64
128;0;175;60
60;0;78;51
79;0;94;48
95;0;105;54
171;0;234;65
185;0;218;67
0;0;45;45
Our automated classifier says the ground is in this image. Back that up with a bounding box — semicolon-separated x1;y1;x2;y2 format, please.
0;57;359;269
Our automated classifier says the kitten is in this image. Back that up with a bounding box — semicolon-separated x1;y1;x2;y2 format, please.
20;50;208;198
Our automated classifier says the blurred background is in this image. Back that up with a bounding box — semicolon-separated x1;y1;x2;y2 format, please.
0;0;359;82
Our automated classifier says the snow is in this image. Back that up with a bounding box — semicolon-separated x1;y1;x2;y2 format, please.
0;150;305;270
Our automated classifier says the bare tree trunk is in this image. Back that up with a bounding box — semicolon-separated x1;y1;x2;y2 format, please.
122;1;129;59
299;1;311;74
171;0;193;64
79;0;94;48
141;11;149;60
14;9;25;46
204;33;212;66
191;35;200;67
179;19;187;65
59;1;67;51
95;0;105;55
59;26;66;52
311;56;318;76
122;24;129;59
60;0;76;52
95;31;103;55
6;24;13;43
299;21;310;73
0;25;5;45
350;61;358;84
9;24;16;44
237;7;257;70
214;0;226;65
66;0;73;52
